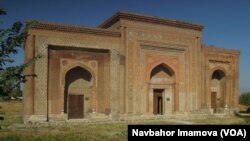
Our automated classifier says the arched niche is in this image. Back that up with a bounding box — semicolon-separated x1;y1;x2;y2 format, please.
148;63;176;115
64;66;93;119
211;69;226;113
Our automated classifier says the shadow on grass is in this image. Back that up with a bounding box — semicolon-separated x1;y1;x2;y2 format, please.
235;108;250;124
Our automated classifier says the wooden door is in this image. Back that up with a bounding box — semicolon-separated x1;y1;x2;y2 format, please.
211;92;217;113
68;95;84;119
153;90;163;115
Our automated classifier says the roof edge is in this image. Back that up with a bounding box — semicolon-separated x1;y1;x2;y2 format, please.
203;45;240;55
26;21;121;37
98;11;204;31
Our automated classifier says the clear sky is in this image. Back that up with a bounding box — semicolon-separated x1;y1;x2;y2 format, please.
1;0;250;93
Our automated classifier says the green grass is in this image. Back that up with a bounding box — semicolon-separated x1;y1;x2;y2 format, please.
0;101;250;141
0;124;128;141
186;116;250;124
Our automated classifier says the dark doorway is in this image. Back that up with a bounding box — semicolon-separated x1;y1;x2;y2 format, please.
211;92;217;113
153;89;164;115
157;96;162;114
68;95;84;119
211;69;226;113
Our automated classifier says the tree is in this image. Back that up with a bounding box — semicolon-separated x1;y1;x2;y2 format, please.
0;8;40;100
239;92;250;106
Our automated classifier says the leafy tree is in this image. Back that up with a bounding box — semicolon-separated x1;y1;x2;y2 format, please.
0;8;40;100
239;92;250;106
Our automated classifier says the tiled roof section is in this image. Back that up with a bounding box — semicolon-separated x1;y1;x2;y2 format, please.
27;21;121;37
99;11;204;31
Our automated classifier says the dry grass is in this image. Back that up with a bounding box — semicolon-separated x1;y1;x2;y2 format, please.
239;104;249;112
186;116;248;124
0;101;23;127
0;101;22;112
0;101;149;141
0;101;249;141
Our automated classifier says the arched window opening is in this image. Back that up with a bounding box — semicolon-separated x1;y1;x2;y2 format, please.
212;70;225;80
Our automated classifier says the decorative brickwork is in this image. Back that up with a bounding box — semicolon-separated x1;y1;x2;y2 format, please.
24;12;240;122
34;36;48;119
110;49;120;114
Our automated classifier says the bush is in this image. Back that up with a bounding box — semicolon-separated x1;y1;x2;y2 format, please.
247;108;250;113
239;92;250;106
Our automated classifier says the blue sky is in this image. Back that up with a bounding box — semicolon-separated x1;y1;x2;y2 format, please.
1;0;250;93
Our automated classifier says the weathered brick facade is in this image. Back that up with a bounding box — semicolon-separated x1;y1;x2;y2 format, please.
23;12;240;122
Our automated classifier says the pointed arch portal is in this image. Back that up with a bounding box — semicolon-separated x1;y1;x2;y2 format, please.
211;69;226;113
64;66;93;119
148;63;175;115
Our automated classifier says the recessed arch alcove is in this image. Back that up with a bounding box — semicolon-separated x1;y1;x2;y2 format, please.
211;69;226;113
148;63;176;115
64;66;93;119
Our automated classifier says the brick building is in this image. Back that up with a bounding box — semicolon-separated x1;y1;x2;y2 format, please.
23;12;240;122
